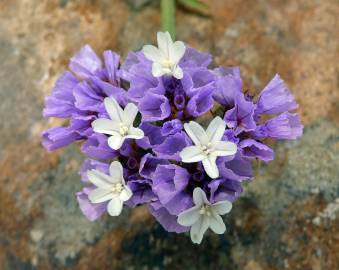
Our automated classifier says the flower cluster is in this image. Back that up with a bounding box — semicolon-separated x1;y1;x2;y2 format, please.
42;32;303;244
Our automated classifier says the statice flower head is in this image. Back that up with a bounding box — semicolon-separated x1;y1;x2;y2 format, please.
42;32;303;245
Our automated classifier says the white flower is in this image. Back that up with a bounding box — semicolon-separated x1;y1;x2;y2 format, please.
91;97;144;150
177;187;232;244
87;161;132;216
142;31;186;79
179;116;237;179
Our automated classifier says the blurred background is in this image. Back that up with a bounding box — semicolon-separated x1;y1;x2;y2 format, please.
0;0;338;269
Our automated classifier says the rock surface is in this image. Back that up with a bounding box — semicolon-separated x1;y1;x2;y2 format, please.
0;0;338;269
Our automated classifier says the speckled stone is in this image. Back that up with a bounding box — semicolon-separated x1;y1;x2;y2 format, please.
0;0;338;269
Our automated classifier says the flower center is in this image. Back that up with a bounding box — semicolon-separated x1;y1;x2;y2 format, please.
119;123;129;136
112;183;123;193
162;59;174;68
201;143;213;155
199;205;211;217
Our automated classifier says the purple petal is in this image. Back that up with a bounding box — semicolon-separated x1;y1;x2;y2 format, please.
239;139;274;162
218;154;253;181
208;178;243;203
43;71;78;118
149;201;190;233
42;127;81;151
138;92;171;122
125;178;155;207
154;132;191;161
224;92;256;135
257;112;303;140
179;47;212;68
186;87;215;117
213;67;243;107
136;123;165;149
76;186;107;221
79;159;109;183
73;82;104;112
161;119;183;136
139;153;169;179
255;74;298;116
81;133;118;160
152;164;193;215
69;45;102;79
103;50;120;84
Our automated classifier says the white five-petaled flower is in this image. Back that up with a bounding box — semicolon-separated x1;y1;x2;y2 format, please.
179;116;237;179
92;97;144;150
177;187;232;244
87;161;132;216
142;31;186;79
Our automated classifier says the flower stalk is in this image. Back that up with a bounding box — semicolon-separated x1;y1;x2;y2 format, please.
161;0;176;39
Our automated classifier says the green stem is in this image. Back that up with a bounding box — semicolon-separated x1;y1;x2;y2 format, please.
161;0;176;39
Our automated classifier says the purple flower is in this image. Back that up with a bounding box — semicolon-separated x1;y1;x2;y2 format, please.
186;87;215;117
218;154;253;182
224;92;256;135
139;154;169;179
179;47;212;69
208;178;243;203
138;92;171;122
42;45;124;151
43;71;78;118
213;67;243;107
69;45;102;79
152;164;193;215
254;112;303;140
136;123;165;149
239;139;274;162
255;74;298;116
76;186;107;221
79;159;109;182
81;133;118;160
154;132;191;161
126;178;155;208
42;127;81;151
120;52;159;103
149;201;189;233
161;119;183;136
181;68;215;97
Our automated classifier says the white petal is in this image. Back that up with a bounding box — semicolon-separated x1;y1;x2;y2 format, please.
212;141;237;157
119;185;133;201
157;31;172;57
107;197;123;216
180;146;205;163
109;161;123;182
87;170;114;189
209;212;226;234
172;66;183;79
212;200;232;215
193;187;209;206
177;206;200;226
89;188;114;203
142;45;163;62
206;116;226;143
202;155;219;179
126;127;144;140
92;118;119;136
169;41;186;63
190;216;209;244
152;62;166;77
104;97;123;123
107;134;125;150
184;121;209;146
122;103;139;127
